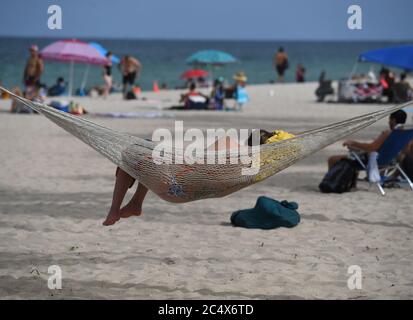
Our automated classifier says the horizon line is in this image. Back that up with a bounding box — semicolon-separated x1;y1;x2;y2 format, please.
0;35;412;43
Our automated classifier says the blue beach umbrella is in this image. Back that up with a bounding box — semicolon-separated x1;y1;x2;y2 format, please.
186;50;238;84
359;45;413;71
186;50;237;66
89;42;120;64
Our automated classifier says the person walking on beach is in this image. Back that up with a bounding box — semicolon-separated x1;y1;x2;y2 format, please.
23;45;44;94
102;51;113;99
119;55;141;99
273;47;289;82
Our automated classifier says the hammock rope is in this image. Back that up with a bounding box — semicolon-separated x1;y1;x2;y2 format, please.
1;86;411;202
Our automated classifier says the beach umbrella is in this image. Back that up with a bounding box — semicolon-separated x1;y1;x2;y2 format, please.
40;39;108;96
186;50;237;84
89;42;120;64
186;50;237;66
180;69;209;79
359;45;413;71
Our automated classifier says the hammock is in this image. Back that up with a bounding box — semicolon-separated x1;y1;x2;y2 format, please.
1;86;411;203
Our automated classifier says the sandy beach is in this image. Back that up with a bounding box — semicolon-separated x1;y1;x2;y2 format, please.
0;82;412;299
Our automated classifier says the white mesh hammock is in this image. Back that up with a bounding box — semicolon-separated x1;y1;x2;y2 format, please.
2;86;411;203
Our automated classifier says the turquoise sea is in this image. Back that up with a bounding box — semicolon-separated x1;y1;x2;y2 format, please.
0;37;412;91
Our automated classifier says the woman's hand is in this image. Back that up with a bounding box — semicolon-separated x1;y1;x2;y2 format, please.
343;140;355;148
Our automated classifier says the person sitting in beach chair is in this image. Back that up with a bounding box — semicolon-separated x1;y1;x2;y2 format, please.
379;68;396;103
48;77;66;97
327;110;409;193
393;73;412;103
315;71;334;102
328;110;407;169
180;82;209;109
350;125;413;195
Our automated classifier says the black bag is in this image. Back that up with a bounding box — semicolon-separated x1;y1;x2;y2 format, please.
319;159;357;193
126;90;137;100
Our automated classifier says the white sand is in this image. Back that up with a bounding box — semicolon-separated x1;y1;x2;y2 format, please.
0;82;412;299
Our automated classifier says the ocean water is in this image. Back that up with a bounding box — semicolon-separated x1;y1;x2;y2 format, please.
0;37;411;91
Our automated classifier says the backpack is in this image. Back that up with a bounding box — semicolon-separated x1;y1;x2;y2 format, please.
319;159;357;193
126;90;137;100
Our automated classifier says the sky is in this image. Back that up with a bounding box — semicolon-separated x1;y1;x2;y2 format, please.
0;0;412;41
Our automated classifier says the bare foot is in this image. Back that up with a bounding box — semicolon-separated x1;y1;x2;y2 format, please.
119;202;142;218
103;210;121;226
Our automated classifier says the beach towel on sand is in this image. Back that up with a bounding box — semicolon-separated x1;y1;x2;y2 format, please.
230;196;301;229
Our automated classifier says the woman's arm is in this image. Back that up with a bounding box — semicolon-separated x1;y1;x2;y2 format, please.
343;130;390;152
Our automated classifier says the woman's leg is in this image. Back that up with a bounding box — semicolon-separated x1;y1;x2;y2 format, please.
119;183;149;218
103;168;135;226
103;75;111;99
208;136;241;151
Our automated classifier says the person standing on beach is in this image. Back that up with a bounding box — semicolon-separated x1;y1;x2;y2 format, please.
103;51;113;99
23;45;44;94
119;55;141;99
273;47;289;82
295;63;306;83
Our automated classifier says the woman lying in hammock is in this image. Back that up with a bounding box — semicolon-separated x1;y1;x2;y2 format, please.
103;129;294;226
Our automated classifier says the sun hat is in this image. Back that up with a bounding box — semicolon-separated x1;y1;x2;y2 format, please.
233;71;248;82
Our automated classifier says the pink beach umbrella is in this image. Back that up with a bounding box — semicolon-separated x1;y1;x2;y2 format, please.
40;39;108;96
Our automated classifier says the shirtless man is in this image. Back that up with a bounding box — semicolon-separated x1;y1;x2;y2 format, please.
273;47;289;82
327;110;407;170
119;55;141;98
23;45;44;93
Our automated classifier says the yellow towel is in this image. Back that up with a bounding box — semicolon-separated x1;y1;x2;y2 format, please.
265;130;295;144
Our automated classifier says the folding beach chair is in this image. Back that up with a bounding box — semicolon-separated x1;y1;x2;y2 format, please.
350;127;413;196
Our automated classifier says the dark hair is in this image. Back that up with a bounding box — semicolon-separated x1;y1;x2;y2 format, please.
106;51;112;57
247;129;274;146
189;82;196;91
400;72;407;81
390;110;407;124
278;47;284;52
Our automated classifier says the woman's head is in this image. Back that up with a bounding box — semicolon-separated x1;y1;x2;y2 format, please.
247;129;274;146
389;110;407;129
189;82;196;91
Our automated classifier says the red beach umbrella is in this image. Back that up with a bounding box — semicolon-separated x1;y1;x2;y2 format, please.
180;69;209;79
